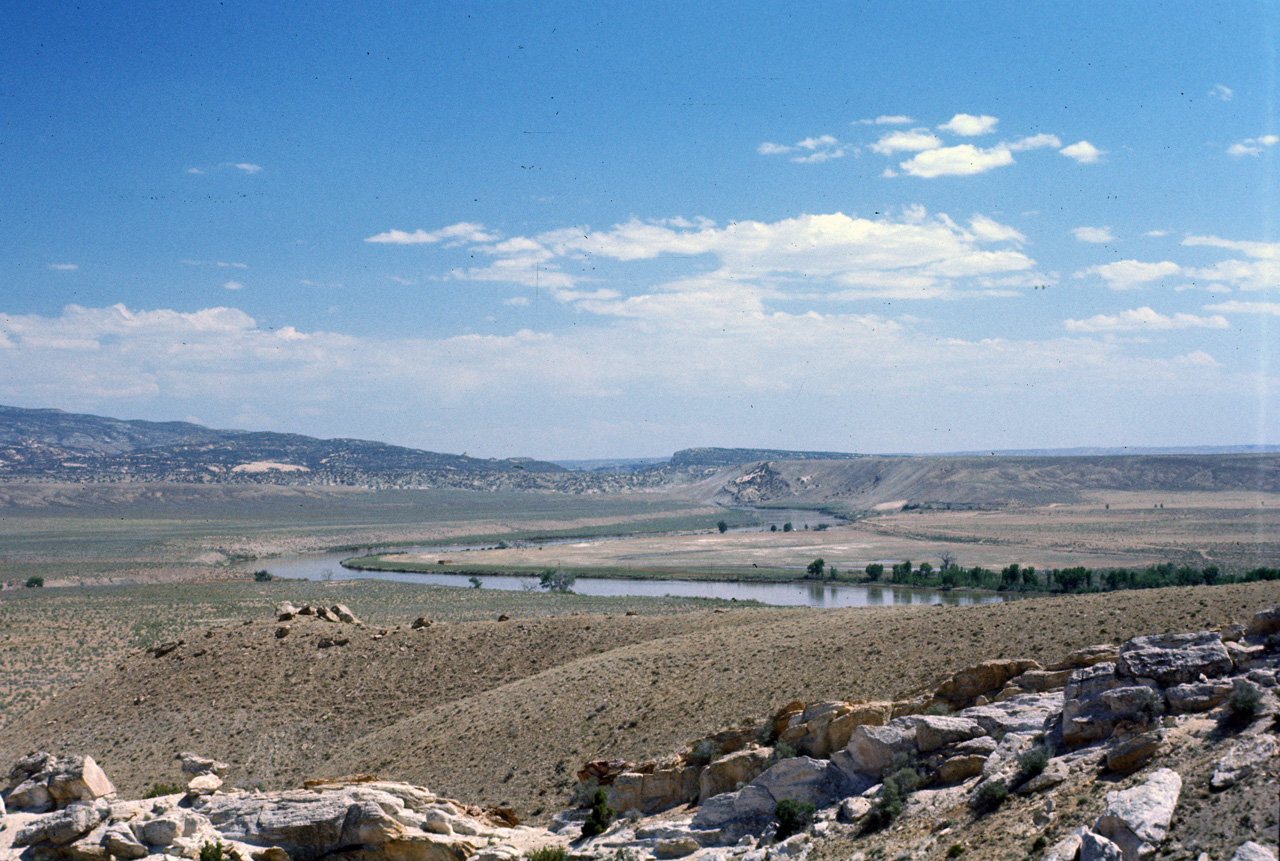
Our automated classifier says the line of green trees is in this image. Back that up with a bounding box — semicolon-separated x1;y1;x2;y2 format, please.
854;559;1280;594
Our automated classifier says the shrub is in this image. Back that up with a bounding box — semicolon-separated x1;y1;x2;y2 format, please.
199;843;226;861
946;845;966;858
569;779;599;809
1223;682;1262;729
864;563;884;581
579;788;615;838
769;740;797;763
468;576;483;589
688;738;721;766
774;798;816;840
862;756;922;833
1011;749;1048;790
972;778;1008;814
1031;836;1048;852
252;570;272;582
717;520;729;533
526;847;568;861
144;782;184;798
24;576;43;588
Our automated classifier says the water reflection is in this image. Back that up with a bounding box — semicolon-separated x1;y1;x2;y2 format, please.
257;551;1012;608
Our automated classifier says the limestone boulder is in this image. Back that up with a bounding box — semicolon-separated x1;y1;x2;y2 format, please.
963;691;1061;739
1231;841;1279;861
906;715;987;752
1245;606;1280;639
1116;632;1232;685
933;659;1042;708
607;765;700;815
1098;684;1163;723
832;722;916;779
936;754;987;784
749;756;852;808
3;753;115;812
699;748;772;803
1092;767;1181;861
102;822;149;859
180;752;231;777
1104;730;1164;775
1062;663;1128;746
332;604;361;625
691;785;776;829
1080;828;1126;861
821;702;893;753
1165;679;1234;713
1048;644;1120;671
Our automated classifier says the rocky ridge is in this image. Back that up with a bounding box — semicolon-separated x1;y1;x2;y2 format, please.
4;608;1278;861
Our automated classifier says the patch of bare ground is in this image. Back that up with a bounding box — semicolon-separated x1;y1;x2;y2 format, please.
1;580;1277;827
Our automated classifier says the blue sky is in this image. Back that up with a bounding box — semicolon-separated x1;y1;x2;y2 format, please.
2;2;1278;459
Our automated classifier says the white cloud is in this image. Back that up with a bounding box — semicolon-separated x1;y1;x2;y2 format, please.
1226;135;1279;157
1182;235;1280;259
365;222;499;245
869;129;942;155
48;263;78;271
1145;230;1167;237
1072;226;1115;244
899;144;1014;178
186;168;204;174
1180;235;1280;290
1059;141;1102;163
1064;307;1229;331
1204;300;1280;316
1077;260;1182;290
1008;133;1062;151
386;275;414;285
938;113;998;136
968;215;1025;243
1210;84;1234;101
234;163;262;174
504;297;531;307
223;281;244;291
183;260;248;269
858;115;913;125
760;135;844;163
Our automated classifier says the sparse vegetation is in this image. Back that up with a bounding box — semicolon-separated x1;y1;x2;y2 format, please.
1223;682;1262;730
538;569;576;593
863;754;923;833
252;570;273;582
199;842;227;861
144;781;184;798
579;788;615;838
24;576;43;588
688;738;721;766
774;798;816;840
972;778;1009;814
526;847;567;861
1010;749;1048;790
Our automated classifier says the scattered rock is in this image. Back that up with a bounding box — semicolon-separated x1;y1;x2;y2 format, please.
411;616;432;629
180;752;231;777
1165;679;1233;713
654;836;702;858
1104;730;1164;775
4;752;116;812
331;604;361;625
907;715;987;752
578;759;633;787
1245;607;1280;639
188;773;224;796
1211;734;1277;791
933;659;1042;708
699;748;772;803
1092;767;1181;861
275;625;291;639
317;636;349;649
1049;644;1120;671
1231;841;1279;861
148;640;184;658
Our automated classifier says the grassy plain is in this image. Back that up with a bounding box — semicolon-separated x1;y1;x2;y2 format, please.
354;489;1280;580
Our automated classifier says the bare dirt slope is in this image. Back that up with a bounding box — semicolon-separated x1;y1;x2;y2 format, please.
3;581;1278;824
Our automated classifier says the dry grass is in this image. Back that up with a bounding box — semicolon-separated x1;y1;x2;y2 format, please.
2;580;1276;824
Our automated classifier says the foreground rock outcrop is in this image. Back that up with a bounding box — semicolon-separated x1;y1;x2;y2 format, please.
4;605;1278;861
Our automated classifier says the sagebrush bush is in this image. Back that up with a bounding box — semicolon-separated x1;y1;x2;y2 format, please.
1011;749;1048;789
198;843;226;861
1224;683;1262;729
774;798;816;840
972;778;1008;814
688;738;721;766
144;782;184;798
526;847;567;861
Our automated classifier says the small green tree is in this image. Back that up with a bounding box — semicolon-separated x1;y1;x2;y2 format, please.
782;522;793;532
864;563;883;581
539;569;576;592
580;788;615;838
806;558;825;579
717;520;729;533
468;576;483;589
24;576;44;588
253;569;273;582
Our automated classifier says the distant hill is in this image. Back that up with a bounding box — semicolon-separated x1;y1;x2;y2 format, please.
0;404;566;485
670;447;867;467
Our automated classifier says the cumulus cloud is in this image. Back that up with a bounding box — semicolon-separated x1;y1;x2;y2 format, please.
1078;260;1182;290
1180;235;1280;290
1072;226;1115;244
48;263;78;271
899;144;1014;178
233;163;263;174
1008;133;1062;151
1227;135;1278;157
861;115;914;125
1059;141;1102;163
759;134;845;162
1064;307;1229;331
938;113;999;136
1210;84;1234;101
968;215;1025;243
365;222;500;245
869;129;942;155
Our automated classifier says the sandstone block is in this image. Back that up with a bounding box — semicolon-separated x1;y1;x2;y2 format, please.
1116;632;1232;685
